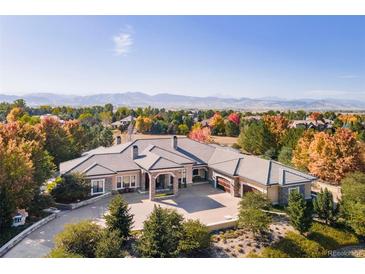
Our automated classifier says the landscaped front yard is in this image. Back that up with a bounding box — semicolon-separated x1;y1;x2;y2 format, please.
208;215;294;258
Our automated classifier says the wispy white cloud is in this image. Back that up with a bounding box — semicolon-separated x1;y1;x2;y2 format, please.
112;25;134;56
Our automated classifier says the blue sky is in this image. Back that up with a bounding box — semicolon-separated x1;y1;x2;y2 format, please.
0;16;364;100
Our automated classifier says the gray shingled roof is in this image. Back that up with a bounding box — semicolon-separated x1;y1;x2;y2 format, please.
60;136;316;186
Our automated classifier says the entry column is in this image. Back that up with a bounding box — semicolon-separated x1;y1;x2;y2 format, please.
173;174;178;196
149;174;155;200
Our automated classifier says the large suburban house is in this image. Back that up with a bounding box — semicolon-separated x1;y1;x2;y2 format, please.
60;136;316;205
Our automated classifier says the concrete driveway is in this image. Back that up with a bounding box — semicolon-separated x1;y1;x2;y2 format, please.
3;183;239;258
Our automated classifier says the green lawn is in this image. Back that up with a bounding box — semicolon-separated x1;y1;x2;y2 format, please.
249;222;360;258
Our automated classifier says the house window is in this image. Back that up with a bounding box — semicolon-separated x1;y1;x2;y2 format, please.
131;175;136;188
193;169;199;176
123;176;130;188
181;169;186;183
116;176;122;189
91;179;105;195
288;186;300;195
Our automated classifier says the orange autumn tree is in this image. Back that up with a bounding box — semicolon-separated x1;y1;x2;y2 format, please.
293;128;362;184
209;112;225;135
188;126;212;143
0;137;35;208
262;115;289;144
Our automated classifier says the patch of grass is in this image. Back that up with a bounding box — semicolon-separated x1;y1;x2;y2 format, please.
155;192;174;198
258;232;327;258
308;222;359;250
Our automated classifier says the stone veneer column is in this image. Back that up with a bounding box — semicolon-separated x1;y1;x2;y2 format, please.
173;175;178;195
149;174;155;201
140;171;146;191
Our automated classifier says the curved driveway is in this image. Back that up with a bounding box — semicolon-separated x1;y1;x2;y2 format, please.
3;184;239;258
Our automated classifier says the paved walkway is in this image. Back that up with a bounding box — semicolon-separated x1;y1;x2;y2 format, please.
3;183;239;258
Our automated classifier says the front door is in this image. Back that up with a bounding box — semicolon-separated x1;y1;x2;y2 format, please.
156;175;165;189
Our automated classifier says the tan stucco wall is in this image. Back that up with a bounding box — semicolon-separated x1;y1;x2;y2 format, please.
267;185;279;204
304;183;312;200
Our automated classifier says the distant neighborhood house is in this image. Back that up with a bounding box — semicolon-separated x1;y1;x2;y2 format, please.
60;136;316;205
111;115;134;129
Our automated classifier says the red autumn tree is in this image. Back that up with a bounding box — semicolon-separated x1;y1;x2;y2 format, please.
227;113;240;125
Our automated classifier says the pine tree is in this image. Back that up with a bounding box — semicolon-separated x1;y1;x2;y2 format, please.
138;205;184;258
104;195;134;238
287;190;313;234
313;188;336;224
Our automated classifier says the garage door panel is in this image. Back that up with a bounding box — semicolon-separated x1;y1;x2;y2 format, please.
217;177;231;192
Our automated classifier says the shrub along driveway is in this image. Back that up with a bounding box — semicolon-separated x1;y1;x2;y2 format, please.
3;183;240;258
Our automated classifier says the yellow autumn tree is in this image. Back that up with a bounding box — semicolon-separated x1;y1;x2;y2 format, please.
262;115;289;144
292;130;315;171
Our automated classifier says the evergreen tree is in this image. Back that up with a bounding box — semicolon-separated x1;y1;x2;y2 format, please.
0;187;16;232
95;230;125;258
313;188;336;225
340;172;365;236
238;192;272;236
238;121;276;155
287;190;313;234
138;205;184;258
104;195;134;238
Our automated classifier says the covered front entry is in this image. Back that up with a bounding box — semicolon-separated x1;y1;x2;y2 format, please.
146;169;183;200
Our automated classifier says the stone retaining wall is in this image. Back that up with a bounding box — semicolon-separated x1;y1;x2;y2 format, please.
55;192;111;210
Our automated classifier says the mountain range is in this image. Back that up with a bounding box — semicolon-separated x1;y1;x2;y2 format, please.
0;92;364;111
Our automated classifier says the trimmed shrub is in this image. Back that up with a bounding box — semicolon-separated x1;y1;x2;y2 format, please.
104;194;134;238
47;248;83;258
178;220;211;255
308;222;359;250
260;247;290;258
95;230;125;258
50;173;90;203
238;192;272;235
53;220;103;258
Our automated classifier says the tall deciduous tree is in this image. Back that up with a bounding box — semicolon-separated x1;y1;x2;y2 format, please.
262;115;289;144
41;116;72;166
292;130;315;171
295;128;362;183
188;126;212;143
